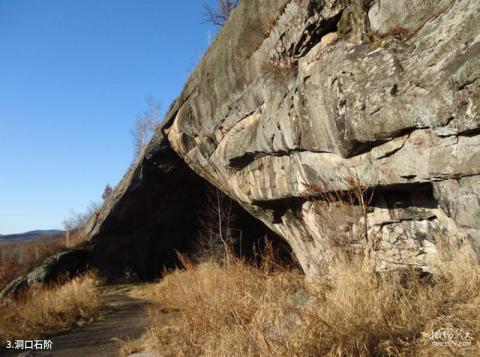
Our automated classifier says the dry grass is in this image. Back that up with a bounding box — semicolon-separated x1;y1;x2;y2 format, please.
126;246;479;356
0;272;102;341
374;26;411;41
0;258;24;292
370;26;412;49
260;59;298;82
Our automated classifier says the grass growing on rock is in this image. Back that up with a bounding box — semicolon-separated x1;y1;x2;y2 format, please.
126;247;479;356
0;272;102;341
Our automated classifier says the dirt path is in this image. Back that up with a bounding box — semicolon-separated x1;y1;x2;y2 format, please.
5;285;153;357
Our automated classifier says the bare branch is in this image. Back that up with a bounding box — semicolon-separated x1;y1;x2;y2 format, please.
131;96;161;157
194;186;239;265
202;0;239;27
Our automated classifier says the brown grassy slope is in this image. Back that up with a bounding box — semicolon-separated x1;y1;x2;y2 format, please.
0;230;87;291
0;272;102;341
127;249;480;356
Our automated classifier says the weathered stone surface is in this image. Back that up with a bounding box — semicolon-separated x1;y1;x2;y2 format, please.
433;175;480;253
159;0;480;274
434;176;480;230
368;0;454;34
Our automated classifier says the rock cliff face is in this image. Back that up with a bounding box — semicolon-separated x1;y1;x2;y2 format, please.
6;0;473;289
80;0;480;277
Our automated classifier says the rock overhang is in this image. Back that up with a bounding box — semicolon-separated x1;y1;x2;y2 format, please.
161;0;480;274
81;0;480;277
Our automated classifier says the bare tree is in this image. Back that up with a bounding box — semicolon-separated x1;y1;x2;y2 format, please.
62;201;100;247
203;0;239;27
194;187;240;265
62;202;99;232
132;96;161;157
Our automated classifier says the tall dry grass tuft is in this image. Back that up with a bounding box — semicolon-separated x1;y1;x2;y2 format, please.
130;245;479;356
0;272;102;341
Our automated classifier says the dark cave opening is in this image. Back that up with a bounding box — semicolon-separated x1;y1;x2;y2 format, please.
86;141;295;282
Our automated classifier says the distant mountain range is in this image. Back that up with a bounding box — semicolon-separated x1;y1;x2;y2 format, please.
0;230;64;242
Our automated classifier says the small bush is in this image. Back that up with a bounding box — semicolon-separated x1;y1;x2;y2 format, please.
260;59;298;82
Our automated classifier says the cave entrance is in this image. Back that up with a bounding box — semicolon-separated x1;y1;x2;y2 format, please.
86;141;294;281
191;185;295;268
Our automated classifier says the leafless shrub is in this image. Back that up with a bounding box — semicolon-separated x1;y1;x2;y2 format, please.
376;26;411;40
371;26;412;48
260;59;297;81
60;201;100;250
62;201;99;233
202;0;238;27
131;96;161;157
193;187;240;265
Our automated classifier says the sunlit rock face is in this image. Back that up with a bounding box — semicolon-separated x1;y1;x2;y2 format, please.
88;0;480;276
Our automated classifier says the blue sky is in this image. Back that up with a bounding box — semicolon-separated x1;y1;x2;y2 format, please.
0;0;219;234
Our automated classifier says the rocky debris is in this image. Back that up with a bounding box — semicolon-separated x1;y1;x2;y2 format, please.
4;0;479;289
